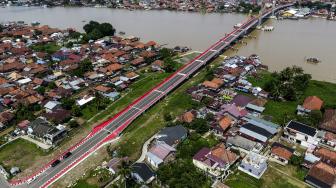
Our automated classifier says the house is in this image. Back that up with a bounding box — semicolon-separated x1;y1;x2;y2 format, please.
44;101;61;113
131;163;155;184
212;115;234;136
43;109;71;124
76;95;95;106
319;131;336;149
305;161;336;188
231;94;253;107
283;120;319;148
226;135;264;153
319;109;336;134
202;78;223;91
238;152;268;179
106;157;128;174
151;60;164;71
270;142;294;165
314;147;336;166
146;142;176;169
193;144;238;179
95;85;112;94
155;125;188;147
125;72;139;80
297;96;323;115
0;111;14;130
179;111;195;123
244;115;280;133
103;92;120;101
219;103;248;120
27;117;67;145
246;103;265;115
239;123;273;143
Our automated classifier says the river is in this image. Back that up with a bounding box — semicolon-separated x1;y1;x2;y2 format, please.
1;6;336;82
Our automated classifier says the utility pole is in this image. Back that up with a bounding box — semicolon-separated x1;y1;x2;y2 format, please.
272;0;276;17
258;10;263;25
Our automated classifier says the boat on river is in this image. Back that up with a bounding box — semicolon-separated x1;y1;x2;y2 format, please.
306;57;321;64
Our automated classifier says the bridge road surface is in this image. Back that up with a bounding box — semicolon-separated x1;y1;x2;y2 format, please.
7;4;292;188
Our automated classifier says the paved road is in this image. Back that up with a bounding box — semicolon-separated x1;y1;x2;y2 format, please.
7;4;292;188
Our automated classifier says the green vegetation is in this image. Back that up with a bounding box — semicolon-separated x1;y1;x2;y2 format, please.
183;118;209;134
237;2;261;13
30;42;61;54
72;168;111;188
290;155;304;166
81;93;112;119
163;57;179;73
83;21;116;41
157;159;212;188
177;133;218;160
264;66;311;101
248;69;336;125
226;171;263;188
0;139;48;171
71;59;94;77
225;167;306;188
86;73;170;122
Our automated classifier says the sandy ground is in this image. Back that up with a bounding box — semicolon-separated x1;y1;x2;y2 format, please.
50;144;112;188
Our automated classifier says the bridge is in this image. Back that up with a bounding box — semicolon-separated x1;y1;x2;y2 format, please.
7;3;293;188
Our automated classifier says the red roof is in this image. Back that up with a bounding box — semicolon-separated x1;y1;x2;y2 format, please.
303;96;323;111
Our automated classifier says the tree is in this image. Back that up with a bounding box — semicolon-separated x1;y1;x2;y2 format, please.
61;98;75;110
87;28;103;41
290;155;304;166
15;103;34;122
69;31;81;41
71;59;93;77
190;118;209;134
36;86;45;95
83;21;100;34
159;48;176;59
68;120;79;128
99;23;115;36
264;66;311;101
163;57;177;73
47;81;57;90
71;105;82;117
83;21;116;41
66;41;73;48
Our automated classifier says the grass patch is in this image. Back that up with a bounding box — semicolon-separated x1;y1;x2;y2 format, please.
0;138;48;171
72;168;111;188
72;180;99;188
30;42;61;54
226;166;307;188
225;170;263;188
175;51;201;64
86;73;170;123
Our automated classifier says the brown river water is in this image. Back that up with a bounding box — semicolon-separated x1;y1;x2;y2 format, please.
1;7;336;82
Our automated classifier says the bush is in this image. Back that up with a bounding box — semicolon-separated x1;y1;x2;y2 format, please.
290;155;304;166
